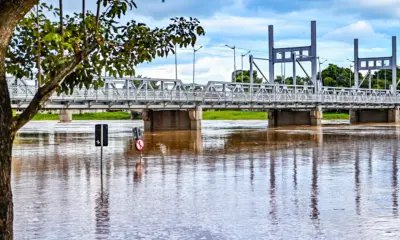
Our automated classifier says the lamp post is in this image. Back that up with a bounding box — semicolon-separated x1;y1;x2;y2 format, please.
241;51;251;82
347;59;355;88
193;46;203;85
349;65;353;88
225;45;236;82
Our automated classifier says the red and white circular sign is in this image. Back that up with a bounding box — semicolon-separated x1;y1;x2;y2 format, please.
135;139;145;151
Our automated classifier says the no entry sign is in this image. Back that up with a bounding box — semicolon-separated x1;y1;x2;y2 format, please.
135;139;145;151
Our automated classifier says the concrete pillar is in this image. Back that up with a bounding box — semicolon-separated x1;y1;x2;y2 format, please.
310;107;323;126
59;109;72;123
268;108;322;128
350;108;400;124
349;109;359;124
388;108;400;122
188;107;202;130
142;107;202;131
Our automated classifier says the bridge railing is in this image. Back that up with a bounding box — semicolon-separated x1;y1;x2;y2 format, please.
7;78;400;107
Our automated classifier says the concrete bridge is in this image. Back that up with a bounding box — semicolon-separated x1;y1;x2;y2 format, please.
7;77;400;131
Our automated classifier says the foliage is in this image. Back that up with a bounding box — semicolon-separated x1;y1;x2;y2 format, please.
6;1;205;94
234;70;263;84
321;64;400;89
275;75;311;85
321;64;354;87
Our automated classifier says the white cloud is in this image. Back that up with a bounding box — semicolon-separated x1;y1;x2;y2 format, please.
323;21;387;41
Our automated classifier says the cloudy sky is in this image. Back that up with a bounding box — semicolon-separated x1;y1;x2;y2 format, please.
61;0;400;84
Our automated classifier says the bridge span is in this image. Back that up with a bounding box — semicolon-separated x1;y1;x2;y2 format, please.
8;77;400;131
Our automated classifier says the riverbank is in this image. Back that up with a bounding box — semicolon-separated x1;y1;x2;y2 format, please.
28;110;350;120
32;111;131;121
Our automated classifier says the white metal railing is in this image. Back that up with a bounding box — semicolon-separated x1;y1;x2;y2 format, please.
7;77;400;108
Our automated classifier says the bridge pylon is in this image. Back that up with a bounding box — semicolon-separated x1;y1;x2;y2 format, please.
268;21;317;91
354;36;397;94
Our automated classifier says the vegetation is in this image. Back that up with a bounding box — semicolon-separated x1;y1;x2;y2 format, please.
204;111;349;120
27;110;350;121
73;112;131;120
0;0;204;238
203;111;267;120
323;113;349;120
234;70;263;83
272;63;399;89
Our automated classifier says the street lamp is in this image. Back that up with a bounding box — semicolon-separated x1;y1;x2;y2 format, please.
241;51;251;82
193;46;203;85
317;57;327;89
278;52;285;84
225;45;236;82
347;59;355;88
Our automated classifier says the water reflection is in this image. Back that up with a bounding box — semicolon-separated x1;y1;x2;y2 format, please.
393;148;398;216
355;145;361;215
311;148;319;221
11;121;400;239
95;177;110;239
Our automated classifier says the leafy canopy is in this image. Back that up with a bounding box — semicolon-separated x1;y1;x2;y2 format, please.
6;0;205;93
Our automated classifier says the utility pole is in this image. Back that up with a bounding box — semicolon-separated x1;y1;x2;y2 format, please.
193;46;202;85
347;59;355;88
318;57;327;88
241;51;250;82
292;53;296;85
226;45;236;82
349;65;353;88
369;72;372;89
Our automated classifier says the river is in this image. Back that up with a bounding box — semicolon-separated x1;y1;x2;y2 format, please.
12;120;400;239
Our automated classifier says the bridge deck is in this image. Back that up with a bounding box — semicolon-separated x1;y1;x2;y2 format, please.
7;78;400;110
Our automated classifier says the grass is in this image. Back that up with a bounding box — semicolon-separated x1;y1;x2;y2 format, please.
203;110;349;120
23;110;349;121
33;113;60;120
323;113;349;120
30;111;131;121
73;112;131;120
203;111;267;120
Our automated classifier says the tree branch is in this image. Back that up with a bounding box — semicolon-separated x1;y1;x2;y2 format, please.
12;42;98;132
95;0;101;34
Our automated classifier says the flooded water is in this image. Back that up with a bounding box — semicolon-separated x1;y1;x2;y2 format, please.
12;120;400;239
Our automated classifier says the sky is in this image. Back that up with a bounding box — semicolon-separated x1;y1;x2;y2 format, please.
60;0;400;84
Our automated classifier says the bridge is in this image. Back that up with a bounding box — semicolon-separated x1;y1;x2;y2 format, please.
8;77;400;130
7;20;400;131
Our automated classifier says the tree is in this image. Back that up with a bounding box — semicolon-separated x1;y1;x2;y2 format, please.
0;1;204;238
321;64;354;87
234;70;263;84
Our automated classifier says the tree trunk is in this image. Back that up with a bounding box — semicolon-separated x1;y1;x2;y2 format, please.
0;79;14;239
0;30;15;240
0;1;41;239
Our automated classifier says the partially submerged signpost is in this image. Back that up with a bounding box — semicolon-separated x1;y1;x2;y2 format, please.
95;124;108;175
133;127;144;161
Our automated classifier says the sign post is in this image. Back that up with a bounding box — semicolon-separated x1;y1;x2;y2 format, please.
95;124;108;175
133;127;144;161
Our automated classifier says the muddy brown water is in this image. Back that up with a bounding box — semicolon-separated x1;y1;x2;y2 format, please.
12;120;400;239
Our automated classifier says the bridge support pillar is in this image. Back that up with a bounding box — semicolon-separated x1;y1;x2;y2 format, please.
142;107;202;131
268;108;322;128
59;109;72;123
350;108;400;124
